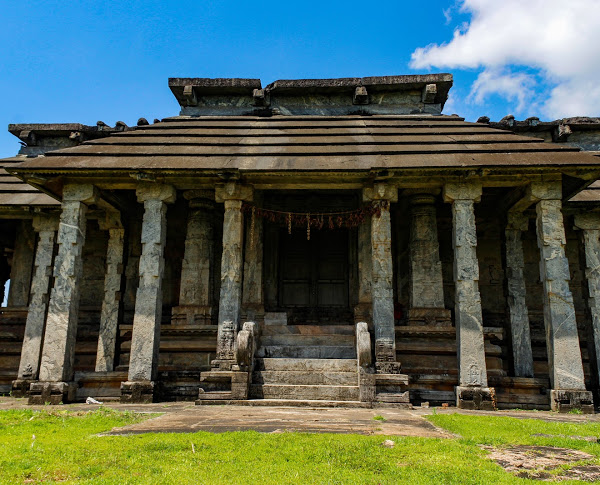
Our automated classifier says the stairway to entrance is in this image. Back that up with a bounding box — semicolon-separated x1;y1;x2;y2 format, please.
250;324;360;402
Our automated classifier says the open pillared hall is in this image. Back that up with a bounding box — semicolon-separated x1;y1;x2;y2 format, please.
2;74;600;412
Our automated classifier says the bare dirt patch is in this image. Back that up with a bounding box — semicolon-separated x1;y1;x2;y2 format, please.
484;445;600;481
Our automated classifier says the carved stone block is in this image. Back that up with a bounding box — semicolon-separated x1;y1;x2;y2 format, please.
120;380;155;404
456;386;496;411
28;381;76;405
551;390;594;413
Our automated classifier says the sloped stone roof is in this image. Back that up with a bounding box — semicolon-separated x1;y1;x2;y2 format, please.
9;115;599;174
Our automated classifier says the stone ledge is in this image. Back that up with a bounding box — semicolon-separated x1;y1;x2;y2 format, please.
120;380;155;404
28;381;76;405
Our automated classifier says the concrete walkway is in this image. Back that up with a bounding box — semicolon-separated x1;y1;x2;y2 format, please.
1;397;598;436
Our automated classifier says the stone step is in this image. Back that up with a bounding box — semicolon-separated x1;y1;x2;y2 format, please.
261;325;355;336
253;370;358;386
196;399;372;408
256;358;357;372
250;384;360;401
257;345;356;359
260;334;354;347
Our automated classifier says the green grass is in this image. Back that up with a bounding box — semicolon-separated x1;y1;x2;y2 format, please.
0;409;599;484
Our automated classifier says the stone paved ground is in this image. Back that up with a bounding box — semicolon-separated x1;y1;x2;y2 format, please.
1;396;599;436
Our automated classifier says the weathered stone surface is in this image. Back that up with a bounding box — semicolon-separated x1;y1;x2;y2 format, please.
456;386;496;410
28;381;76;405
535;188;587;392
366;184;397;365
120;380;155;404
213;195;247;370
409;194;445;310
550;389;594;413
574;213;600;398
242;195;264;321
7;220;35;307
355;214;372;321
445;182;490;396
356;322;372;371
38;185;94;386
95;213;124;372
127;184;175;387
172;193;214;325
14;214;59;393
505;212;534;377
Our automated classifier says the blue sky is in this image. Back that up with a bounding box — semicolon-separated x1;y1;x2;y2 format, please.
1;0;598;158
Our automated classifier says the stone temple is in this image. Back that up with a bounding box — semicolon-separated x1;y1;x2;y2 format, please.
1;74;600;412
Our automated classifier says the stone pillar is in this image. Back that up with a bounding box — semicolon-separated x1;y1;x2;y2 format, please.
11;213;59;397
363;183;401;373
121;183;176;403
95;212;125;372
172;191;215;326
443;182;494;410
574;212;600;406
533;180;593;412
505;212;534;378
242;193;264;322
7;219;36;307
212;182;253;371
354;213;372;322
30;185;98;404
407;192;451;326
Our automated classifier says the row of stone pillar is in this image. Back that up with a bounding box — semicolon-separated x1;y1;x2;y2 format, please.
365;180;593;411
9;177;598;410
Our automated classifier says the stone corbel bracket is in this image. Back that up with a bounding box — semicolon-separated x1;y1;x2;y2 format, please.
422;84;437;104
215;182;254;203
353;86;369;105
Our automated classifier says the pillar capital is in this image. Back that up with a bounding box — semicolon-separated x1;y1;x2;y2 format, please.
528;179;562;202
443;182;482;203
215;182;253;203
32;212;60;233
136;182;176;203
362;183;398;203
506;211;529;232
63;184;99;204
574;212;600;231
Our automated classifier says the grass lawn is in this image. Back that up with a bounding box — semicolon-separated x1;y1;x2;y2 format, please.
0;408;599;484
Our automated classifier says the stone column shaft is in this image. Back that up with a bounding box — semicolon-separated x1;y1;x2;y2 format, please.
444;182;494;410
409;194;444;309
95;213;125;372
7;219;36;307
12;214;58;395
505;212;534;377
213;182;253;370
535;195;586;392
173;193;215;325
364;183;399;372
242;202;264;321
581;228;600;373
355;215;373;321
38;186;97;383
127;184;175;384
30;185;97;404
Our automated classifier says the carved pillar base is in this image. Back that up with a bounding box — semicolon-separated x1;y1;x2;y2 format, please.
11;379;35;398
171;305;213;326
28;381;76;405
456;386;496;410
407;308;452;327
120;380;155;404
551;390;594;413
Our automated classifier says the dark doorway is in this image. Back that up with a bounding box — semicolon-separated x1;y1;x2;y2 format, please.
278;228;350;323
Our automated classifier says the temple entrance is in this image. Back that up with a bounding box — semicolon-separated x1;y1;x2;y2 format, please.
278;228;350;323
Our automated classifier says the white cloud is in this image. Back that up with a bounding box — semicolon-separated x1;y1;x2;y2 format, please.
410;0;600;119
